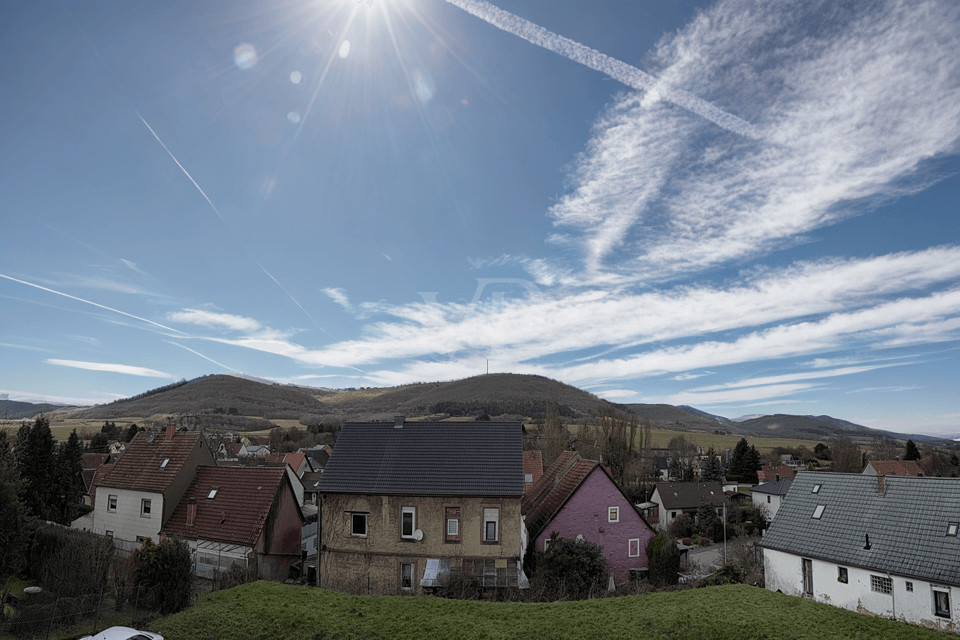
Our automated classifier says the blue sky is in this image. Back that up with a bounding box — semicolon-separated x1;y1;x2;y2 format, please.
2;0;959;436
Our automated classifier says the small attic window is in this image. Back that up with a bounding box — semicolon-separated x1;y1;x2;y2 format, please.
812;505;826;519
947;522;958;537
160;458;170;469
812;484;822;494
207;487;219;500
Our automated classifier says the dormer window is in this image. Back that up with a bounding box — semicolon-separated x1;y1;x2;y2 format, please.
947;522;958;537
812;505;825;519
812;484;822;494
160;458;170;469
207;487;219;500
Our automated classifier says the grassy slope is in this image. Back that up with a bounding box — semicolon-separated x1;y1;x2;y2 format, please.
646;427;821;456
149;582;952;640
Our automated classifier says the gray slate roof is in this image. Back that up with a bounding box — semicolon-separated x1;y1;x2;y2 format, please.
762;472;960;586
751;478;793;496
654;481;726;510
316;421;523;497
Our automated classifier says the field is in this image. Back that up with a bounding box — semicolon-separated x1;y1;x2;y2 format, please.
148;581;953;640
646;427;821;455
0;417;143;441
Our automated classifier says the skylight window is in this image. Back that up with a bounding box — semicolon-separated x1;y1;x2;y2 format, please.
207;487;219;499
812;484;822;494
160;458;170;469
812;505;825;519
947;522;958;537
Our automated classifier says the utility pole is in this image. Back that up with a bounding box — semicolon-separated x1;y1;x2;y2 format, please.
723;501;727;566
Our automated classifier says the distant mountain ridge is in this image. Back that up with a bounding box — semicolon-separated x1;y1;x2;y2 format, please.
0;400;77;420
8;373;945;443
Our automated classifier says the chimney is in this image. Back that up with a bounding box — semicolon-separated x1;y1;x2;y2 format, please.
166;423;176;440
775;473;780;482
877;474;886;495
394;415;405;429
186;498;196;527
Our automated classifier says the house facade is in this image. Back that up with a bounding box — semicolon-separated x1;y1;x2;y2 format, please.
763;472;960;632
750;478;792;520
863;460;923;476
92;425;214;551
317;420;526;595
648;481;726;532
161;466;304;581
523;452;655;584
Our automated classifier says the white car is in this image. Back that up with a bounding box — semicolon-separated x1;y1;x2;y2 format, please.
80;627;164;640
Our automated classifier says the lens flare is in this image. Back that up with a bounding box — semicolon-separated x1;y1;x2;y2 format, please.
290;70;303;84
338;40;351;59
287;111;302;124
233;43;258;70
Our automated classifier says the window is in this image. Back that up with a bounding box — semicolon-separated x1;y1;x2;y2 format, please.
445;507;461;543
628;538;640;558
906;581;914;592
671;511;677;519
107;495;117;512
105;530;114;538
140;498;152;517
608;506;620;523
837;567;848;584
350;512;368;537
812;484;822;494
207;487;219;499
400;563;413;590
767;495;771;504
483;508;499;542
802;558;813;595
160;458;170;469
934;589;951;619
948;523;958;537
524;473;533;484
401;506;416;539
870;575;892;594
543;538;550;551
812;504;825;519
136;536;146;543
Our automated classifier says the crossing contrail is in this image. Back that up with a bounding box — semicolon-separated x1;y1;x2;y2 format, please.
443;0;761;140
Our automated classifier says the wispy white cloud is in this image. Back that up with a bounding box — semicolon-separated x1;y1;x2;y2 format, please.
321;288;353;311
0;388;124;407
687;364;909;393
169;308;262;333
660;382;818;406
46;359;176;379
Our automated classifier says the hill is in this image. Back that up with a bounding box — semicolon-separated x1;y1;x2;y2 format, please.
148;581;951;640
0;399;76;420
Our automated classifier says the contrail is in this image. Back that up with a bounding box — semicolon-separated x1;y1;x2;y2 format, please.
168;341;245;375
443;0;761;140
136;112;333;337
0;273;184;335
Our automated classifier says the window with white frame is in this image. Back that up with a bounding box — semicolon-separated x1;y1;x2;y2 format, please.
400;563;414;590
445;506;461;543
524;473;533;484
608;506;620;523
947;522;958;537
906;581;914;592
107;495;117;512
870;575;892;594
628;538;640;558
207;487;219;499
812;504;825;519
934;588;951;619
140;498;152;517
483;507;499;542
350;512;368;537
401;506;416;539
812;484;822;494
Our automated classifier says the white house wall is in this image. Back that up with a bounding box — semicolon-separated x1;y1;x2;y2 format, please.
92;488;164;545
752;492;784;520
764;548;960;632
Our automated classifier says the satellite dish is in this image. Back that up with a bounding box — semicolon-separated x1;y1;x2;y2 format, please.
413;529;424;541
146;433;156;444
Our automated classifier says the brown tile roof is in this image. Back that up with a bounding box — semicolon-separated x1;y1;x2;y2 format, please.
283;452;306;471
96;430;205;494
162;466;298;546
866;460;924;476
225;443;243;456
524;459;598;538
521;451;580;513
523;451;543;492
757;464;796;483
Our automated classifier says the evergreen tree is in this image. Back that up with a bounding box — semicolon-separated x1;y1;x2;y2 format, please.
646;533;681;587
729;438;751;482
14;415;56;520
0;431;28;614
745;445;761;484
124;423;141;443
701;446;724;482
53;430;85;524
905;439;921;461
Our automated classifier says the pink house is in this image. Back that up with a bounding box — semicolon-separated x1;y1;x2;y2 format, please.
523;452;656;584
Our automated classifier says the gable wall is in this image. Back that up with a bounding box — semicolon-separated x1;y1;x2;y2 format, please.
534;468;654;583
92;487;163;545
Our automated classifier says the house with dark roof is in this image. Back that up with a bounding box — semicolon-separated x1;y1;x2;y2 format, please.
763;472;960;631
863;460;923;477
92;425;214;551
161;466;304;581
523;452;655;584
648;481;726;532
751;478;792;520
316;418;526;595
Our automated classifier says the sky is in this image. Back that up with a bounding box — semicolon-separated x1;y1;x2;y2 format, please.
1;0;959;436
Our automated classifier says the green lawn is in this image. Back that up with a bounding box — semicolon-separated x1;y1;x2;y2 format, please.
148;582;953;640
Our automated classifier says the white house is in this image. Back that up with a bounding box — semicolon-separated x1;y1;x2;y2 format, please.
763;472;960;633
646;481;725;531
92;425;214;553
751;478;792;520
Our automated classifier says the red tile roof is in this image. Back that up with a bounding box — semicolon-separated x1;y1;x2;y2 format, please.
96;430;206;494
523;451;543;492
866;460;923;476
162;466;297;546
522;451;580;513
524;459;598;538
757;464;796;483
283;452;306;472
